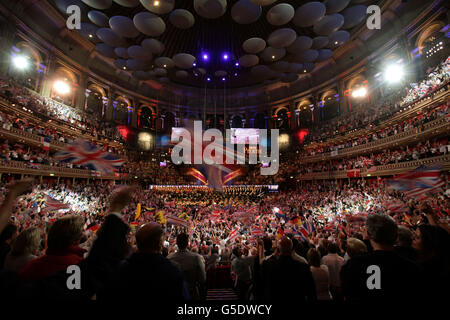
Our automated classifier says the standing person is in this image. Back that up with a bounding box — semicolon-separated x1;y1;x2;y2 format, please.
341;214;422;302
307;248;331;300
262;237;316;302
4;227;41;273
231;247;252;300
168;233;206;300
101;222;187;302
321;242;344;300
0;224;17;269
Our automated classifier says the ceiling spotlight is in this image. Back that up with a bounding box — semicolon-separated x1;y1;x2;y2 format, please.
303;69;307;73
194;73;199;77
202;53;209;61
271;55;275;59
193;62;197;67
335;41;338;45
12;55;29;70
53;80;70;95
153;0;160;6
163;64;167;68
123;66;126;70
352;87;367;98
223;53;229;61
235;62;239;67
88;34;93;38
384;64;404;83
206;77;211;82
222;77;226;81
234;73;238;76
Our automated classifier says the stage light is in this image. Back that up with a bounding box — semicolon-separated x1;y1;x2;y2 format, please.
53;80;71;95
235;62;239;67
223;53;229;61
206;77;211;82
278;133;290;147
384;64;404;83
153;0;160;6
271;55;275;59
202;53;209;61
193;62;197;67
352;87;367;98
222;77;226;81
12;55;29;70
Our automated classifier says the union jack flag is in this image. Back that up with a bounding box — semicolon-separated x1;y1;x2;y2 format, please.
227;226;240;242
166;215;189;228
387;165;445;200
55;139;124;174
250;225;264;237
44;195;70;211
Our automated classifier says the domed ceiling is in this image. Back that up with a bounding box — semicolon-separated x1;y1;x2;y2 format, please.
53;0;373;88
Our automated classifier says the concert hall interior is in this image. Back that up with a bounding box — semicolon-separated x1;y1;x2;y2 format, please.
0;0;449;307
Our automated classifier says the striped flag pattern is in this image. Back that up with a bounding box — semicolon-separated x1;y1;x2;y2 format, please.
44;195;70;211
166;215;189;228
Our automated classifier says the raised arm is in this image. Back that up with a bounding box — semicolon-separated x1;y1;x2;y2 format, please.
0;179;33;233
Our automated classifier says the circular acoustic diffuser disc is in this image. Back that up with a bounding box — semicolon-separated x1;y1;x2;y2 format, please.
154;57;174;69
127;45;152;61
154;67;168;76
325;0;351;14
140;0;175;14
288;63;304;73
88;10;109;27
243;37;266;54
95;43;117;59
169;9;195;29
96;28;125;47
114;59;127;69
78;23;99;41
303;62;315;72
176;70;189;78
313;14;344;36
287;36;313;54
293;1;326;28
231;0;262;24
328;30;350;46
250;0;276;5
56;0;88;15
113;0;140;7
126;59;150;71
81;0;112;10
114;47;129;58
133;70;151;80
239;54;259;67
271;60;290;72
260;46;286;62
316;49;333;62
173;53;196;69
251;65;272;78
194;0;227;19
311;36;329;49
281;73;298;82
109;16;140;38
134;12;166;37
141;38;165;55
292;49;318;63
341;5;367;29
267;28;297;48
267;3;295;26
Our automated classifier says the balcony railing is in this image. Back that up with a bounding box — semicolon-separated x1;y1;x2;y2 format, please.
304;87;450;153
297;154;450;180
0;159;121;180
300;115;450;163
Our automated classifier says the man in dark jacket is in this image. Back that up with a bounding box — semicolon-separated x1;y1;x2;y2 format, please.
341;214;422;302
262;237;316;301
100;222;187;302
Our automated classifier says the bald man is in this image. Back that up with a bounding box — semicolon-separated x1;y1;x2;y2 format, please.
262;237;316;301
101;223;187;302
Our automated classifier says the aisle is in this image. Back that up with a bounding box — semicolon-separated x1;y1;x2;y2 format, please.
206;288;238;301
